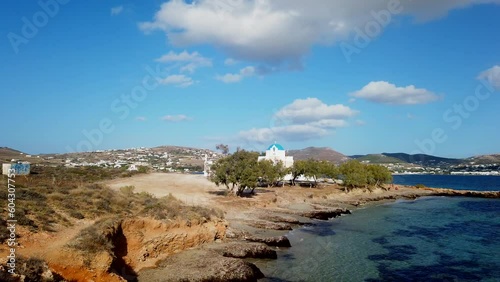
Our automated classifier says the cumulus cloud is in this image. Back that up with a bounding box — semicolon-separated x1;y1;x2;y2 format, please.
140;0;500;66
350;81;439;105
239;125;329;143
275;97;358;123
156;50;212;73
217;66;256;83
239;97;357;143
477;65;500;90
135;116;147;122
160;74;196;87
224;58;238;66
111;6;124;16
161;114;192;122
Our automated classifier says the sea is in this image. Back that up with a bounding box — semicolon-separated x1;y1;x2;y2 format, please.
255;175;500;281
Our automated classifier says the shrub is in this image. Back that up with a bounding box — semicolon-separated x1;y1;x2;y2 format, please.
415;184;426;188
67;218;119;255
0;256;67;282
119;185;135;195
69;210;85;219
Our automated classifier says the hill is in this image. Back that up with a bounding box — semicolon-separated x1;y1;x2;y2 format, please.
382;153;463;167
0;147;26;161
287;147;349;164
464;154;500;165
351;154;407;164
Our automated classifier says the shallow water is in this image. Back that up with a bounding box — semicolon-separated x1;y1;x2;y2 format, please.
256;197;500;281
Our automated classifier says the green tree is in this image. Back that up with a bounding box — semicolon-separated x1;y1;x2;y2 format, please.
339;160;370;191
257;160;286;187
317;160;340;179
215;144;229;155
367;164;393;187
209;150;260;196
289;160;307;186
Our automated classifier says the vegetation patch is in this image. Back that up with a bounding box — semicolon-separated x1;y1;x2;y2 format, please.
209;150;393;196
0;166;223;234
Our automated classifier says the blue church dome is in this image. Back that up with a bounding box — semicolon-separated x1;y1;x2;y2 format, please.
267;143;285;151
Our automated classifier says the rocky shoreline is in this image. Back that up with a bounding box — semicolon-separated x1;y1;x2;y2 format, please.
135;185;499;281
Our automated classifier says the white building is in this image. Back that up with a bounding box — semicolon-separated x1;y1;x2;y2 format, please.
203;154;214;177
258;143;294;168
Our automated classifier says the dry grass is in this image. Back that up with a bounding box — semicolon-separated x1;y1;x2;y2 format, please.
0;166;223;235
0;256;66;281
66;217;120;256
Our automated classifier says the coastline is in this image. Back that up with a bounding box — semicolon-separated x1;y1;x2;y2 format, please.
135;177;499;281
3;173;497;281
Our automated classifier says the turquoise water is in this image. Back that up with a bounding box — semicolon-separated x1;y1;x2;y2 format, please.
256;176;500;281
393;175;500;191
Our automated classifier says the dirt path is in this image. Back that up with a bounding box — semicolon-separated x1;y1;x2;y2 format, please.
104;173;225;206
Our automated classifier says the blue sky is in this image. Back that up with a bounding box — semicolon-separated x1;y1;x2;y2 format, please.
1;0;499;158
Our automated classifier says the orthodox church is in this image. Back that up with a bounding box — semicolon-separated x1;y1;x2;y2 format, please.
257;143;294;168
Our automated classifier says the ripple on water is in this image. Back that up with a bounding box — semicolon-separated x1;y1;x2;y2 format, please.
256;197;500;282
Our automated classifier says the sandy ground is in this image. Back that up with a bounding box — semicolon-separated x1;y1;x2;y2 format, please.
104;173;226;206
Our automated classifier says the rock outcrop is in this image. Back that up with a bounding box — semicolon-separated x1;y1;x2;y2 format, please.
426;188;500;198
245;220;293;230
244;235;292;247
137;249;265;282
216;242;278;259
300;208;351;220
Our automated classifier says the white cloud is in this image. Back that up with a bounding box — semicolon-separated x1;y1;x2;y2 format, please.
307;119;348;128
477;65;500;90
140;0;500;66
239;97;357;143
160;74;196;87
216;73;242;83
111;6;124;16
275;97;358;123
162;114;192;122
224;58;238;66
217;66;256;83
136;116;147;122
350;81;439;105
156;50;212;73
239;125;329;143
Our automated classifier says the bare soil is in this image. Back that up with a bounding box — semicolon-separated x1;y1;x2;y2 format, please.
105;173;225;206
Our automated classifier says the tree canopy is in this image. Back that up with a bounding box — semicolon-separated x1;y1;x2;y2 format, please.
338;160;392;191
215;144;230;155
209;152;393;196
209;150;260;196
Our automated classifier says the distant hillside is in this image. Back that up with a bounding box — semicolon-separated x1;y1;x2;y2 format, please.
350;152;464;167
383;153;463;167
288;147;349;164
0;147;25;160
350;154;407;164
464;154;500;165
